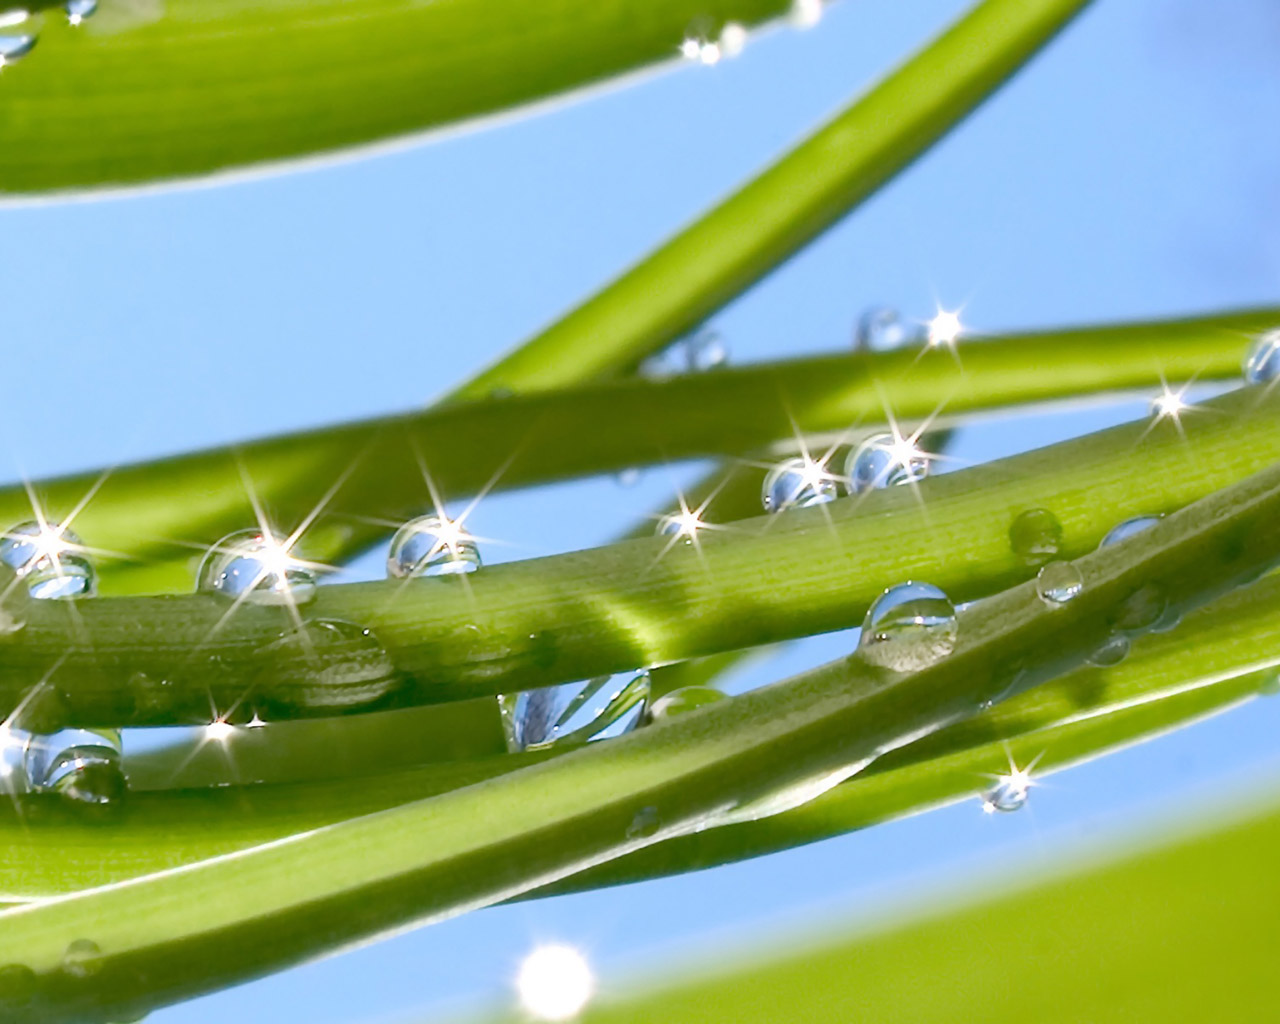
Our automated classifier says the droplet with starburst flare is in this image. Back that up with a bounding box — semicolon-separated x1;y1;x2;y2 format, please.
845;433;929;495
387;514;481;578
761;457;838;513
0;520;97;600
197;528;318;605
1244;328;1280;385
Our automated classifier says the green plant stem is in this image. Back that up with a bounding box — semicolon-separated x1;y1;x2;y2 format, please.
3;451;1279;1022
455;0;1095;397
1;385;1277;729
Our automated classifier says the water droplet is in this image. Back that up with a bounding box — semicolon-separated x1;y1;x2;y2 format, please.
1111;583;1168;633
642;329;729;376
387;514;481;578
0;963;36;1009
626;805;661;839
761;457;837;513
1243;328;1280;385
982;777;1028;813
254;619;402;714
615;467;642;488
0;520;97;599
679;35;702;60
860;582;958;672
1035;561;1083;606
1100;515;1162;548
845;433;929;495
0;33;36;66
65;0;97;24
61;938;102;979
789;0;823;29
719;21;747;58
197;528;318;605
1260;670;1280;697
854;306;916;352
1087;634;1130;668
23;729;125;808
499;671;650;752
1009;508;1063;566
648;685;726;721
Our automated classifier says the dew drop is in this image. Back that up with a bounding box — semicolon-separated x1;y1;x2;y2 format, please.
614;467;642;488
1009;508;1063;566
1260;670;1280;697
626;805;661;840
860;582;958;672
642;329;729;376
1243;328;1280;385
1035;561;1083;606
23;728;125;808
0;33;36;66
719;21;747;58
197;528;317;605
254;619;402;714
648;685;726;721
499;671;650;752
0;520;97;599
1087;634;1130;668
982;776;1028;813
61;938;102;979
854;306;916;352
761;457;837;513
655;512;698;544
387;514;481;578
0;963;36;1009
1111;583;1168;633
1100;515;1162;548
845;433;929;495
789;0;822;29
65;0;97;25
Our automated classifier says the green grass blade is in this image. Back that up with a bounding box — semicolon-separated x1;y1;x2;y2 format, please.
456;0;1094;398
1;384;1277;729
2;449;1278;1021
0;0;791;194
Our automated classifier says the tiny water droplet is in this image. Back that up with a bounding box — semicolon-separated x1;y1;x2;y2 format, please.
655;513;696;544
648;685;726;721
845;433;929;495
499;671;650;752
387;514;481;578
1100;515;1162;548
761;457;837;513
254;619;401;714
0;963;36;1009
0;520;97;599
0;33;36;66
982;777;1028;813
23;728;125;808
197;528;317;605
626;805;661;840
1009;508;1063;566
860;582;958;672
61;938;102;979
1087;634;1130;668
642;329;729;376
615;467;642;488
854;306;916;352
1035;561;1083;606
1243;328;1280;385
65;0;97;24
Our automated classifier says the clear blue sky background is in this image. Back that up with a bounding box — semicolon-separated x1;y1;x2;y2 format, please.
3;0;1280;1020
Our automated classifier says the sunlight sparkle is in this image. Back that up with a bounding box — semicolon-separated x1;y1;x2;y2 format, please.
927;309;963;349
517;945;594;1021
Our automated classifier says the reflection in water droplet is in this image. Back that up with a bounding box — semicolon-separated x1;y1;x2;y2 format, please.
1087;634;1130;668
61;938;102;979
0;33;36;66
655;511;701;544
627;805;661;840
1035;561;1083;606
1243;328;1280;385
854;306;915;352
65;0;97;25
845;433;929;495
642;329;729;377
387;514;481;578
1009;508;1063;566
1100;515;1162;548
23;728;125;808
499;671;650;752
982;776;1028;813
0;520;97;599
255;619;402;714
197;528;317;605
860;582;958;672
648;685;726;721
761;457;837;513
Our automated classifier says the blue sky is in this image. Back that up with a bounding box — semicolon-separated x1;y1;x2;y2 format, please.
3;0;1279;1020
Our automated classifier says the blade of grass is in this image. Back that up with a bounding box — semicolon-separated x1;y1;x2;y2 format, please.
3;447;1279;1022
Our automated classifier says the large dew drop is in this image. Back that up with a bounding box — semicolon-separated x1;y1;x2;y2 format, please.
0;521;96;599
761;457;837;513
387;514;481;578
499;671;650;752
0;33;36;66
1243;328;1280;385
1036;560;1083;606
23;728;126;809
845;433;929;495
197;528;317;605
860;582;958;672
1100;514;1162;548
254;619;402;715
1009;508;1063;566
